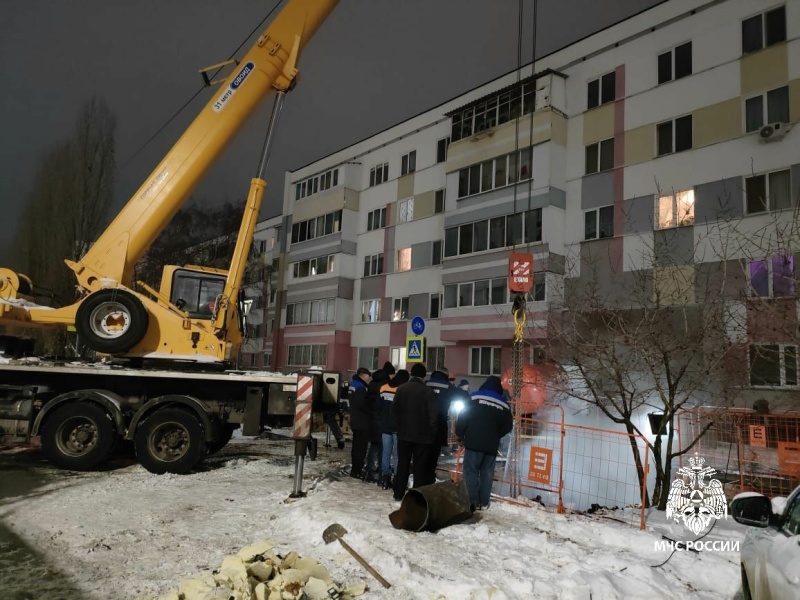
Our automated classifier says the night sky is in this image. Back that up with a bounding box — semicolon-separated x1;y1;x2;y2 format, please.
0;0;662;247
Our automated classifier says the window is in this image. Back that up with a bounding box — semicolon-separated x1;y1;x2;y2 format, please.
285;299;335;325
436;137;450;163
587;71;616;109
295;168;339;200
657;190;695;229
430;293;442;319
361;299;381;323
369;162;389;187
443;210;541;258
657;115;692;156
585;138;615;174
527;272;546;302
745;86;790;133
444;277;509;309
357;347;380;371
749;256;795;297
392;297;409;321
398;198;414;223
745;169;792;213
434;189;445;214
396;248;412;272
585;206;614;240
470;347;502;376
749;344;797;387
427;346;446;372
363;253;384;277
657;42;692;84
456;147;533;199
291;255;334;279
450;82;535;142
367;207;386;231
401;151;416;176
432;240;443;266
287;344;327;367
291;210;342;244
742;6;786;54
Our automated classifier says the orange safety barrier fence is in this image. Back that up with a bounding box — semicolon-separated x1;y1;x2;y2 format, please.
440;405;650;529
677;407;800;499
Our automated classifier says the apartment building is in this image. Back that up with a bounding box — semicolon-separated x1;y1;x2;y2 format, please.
247;0;799;409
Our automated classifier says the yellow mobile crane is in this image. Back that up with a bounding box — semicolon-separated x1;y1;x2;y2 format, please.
0;0;341;474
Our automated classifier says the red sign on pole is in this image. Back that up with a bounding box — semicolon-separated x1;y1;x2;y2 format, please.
508;252;534;293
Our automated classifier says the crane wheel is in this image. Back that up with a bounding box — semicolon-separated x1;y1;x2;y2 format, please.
207;421;237;454
75;289;149;354
41;402;117;470
134;407;206;474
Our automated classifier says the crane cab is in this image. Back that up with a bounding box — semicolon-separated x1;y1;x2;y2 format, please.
159;265;228;319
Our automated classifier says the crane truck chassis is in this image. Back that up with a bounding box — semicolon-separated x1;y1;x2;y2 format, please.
0;362;341;474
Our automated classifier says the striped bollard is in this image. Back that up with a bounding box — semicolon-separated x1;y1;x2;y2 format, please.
290;375;314;498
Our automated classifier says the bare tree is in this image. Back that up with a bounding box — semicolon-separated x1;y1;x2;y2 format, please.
546;185;798;510
12;96;116;353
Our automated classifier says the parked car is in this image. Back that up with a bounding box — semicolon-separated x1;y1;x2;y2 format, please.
730;485;800;599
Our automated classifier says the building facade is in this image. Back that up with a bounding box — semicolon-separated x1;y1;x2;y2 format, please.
246;0;799;409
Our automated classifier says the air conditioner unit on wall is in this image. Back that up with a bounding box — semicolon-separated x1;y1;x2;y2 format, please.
758;122;789;142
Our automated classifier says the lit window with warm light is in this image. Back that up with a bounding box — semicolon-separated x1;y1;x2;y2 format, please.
397;248;411;272
657;189;695;229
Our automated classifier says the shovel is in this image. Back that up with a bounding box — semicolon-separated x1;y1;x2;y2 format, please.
322;523;391;589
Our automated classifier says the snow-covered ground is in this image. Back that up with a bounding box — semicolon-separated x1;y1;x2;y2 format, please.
0;436;748;600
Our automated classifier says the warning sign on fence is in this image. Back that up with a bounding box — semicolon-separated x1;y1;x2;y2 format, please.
778;442;800;478
749;425;767;448
527;446;552;485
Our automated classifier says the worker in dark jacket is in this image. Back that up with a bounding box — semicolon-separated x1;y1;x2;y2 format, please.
348;367;372;479
456;375;513;512
378;369;409;489
363;368;389;482
425;368;459;477
382;361;396;377
392;362;437;500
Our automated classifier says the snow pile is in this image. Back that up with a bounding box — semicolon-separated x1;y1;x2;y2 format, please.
142;539;366;600
0;438;747;599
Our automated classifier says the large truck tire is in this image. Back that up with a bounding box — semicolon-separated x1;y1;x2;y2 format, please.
75;289;149;354
134;407;206;474
41;402;117;471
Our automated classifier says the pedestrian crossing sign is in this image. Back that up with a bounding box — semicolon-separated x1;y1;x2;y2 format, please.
406;336;425;363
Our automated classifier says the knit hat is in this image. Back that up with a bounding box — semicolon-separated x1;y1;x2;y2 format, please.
479;375;503;395
458;379;469;388
382;361;397;376
410;363;427;378
356;367;371;376
391;369;410;386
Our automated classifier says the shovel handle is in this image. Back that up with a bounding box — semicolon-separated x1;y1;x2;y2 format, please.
337;538;391;588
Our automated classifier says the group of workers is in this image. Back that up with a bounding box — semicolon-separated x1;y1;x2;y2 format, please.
333;361;513;513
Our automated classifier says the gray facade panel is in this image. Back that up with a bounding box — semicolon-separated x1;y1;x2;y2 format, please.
411;241;433;270
288;276;344;294
442;264;507;285
580;171;615;210
288;233;342;262
695;177;743;223
359;275;384;300
446;188;566;228
623;195;655;234
341;240;358;256
654;227;694;267
286;287;340;303
445;199;515;228
408;293;428;320
280;216;292;253
792;164;800;209
339;279;354;300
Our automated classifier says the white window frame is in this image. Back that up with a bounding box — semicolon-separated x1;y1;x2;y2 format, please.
587;71;616;110
361;299;381;323
396;247;412;272
357;347;380;371
287;344;328;367
436;138;450;163
747;255;795;298
656;190;695;230
741;6;786;54
367;207;386;231
432;240;443;266
584;206;614;240
656;115;693;156
369;163;389;187
585;138;614;175
392;297;409;321
363;253;384;277
657;41;692;85
749;344;798;388
469;346;502;376
427;346;446;372
398;198;414;223
745;169;792;214
401;151;416;176
434;189;445;214
744;86;790;133
430;292;442;319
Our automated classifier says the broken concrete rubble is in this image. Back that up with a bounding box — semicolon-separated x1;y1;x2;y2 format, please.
138;539;365;600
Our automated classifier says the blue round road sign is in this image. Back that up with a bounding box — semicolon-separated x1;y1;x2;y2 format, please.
411;316;425;335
